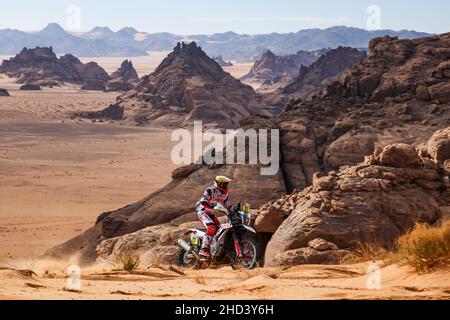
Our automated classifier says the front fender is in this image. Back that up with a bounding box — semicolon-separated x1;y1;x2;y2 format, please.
188;229;206;238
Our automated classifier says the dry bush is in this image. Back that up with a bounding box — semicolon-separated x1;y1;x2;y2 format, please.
395;220;450;273
113;251;140;272
341;242;391;265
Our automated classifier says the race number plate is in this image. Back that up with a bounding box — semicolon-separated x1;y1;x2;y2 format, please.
191;236;200;246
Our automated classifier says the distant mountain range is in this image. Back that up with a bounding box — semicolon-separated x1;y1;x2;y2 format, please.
0;23;432;62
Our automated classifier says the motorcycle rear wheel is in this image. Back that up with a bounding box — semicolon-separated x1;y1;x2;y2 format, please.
177;248;199;270
231;238;258;270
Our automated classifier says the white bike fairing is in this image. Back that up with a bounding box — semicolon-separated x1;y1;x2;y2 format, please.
190;229;206;239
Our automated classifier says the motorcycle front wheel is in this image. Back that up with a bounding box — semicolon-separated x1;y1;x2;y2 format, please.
231;238;258;270
177;248;199;270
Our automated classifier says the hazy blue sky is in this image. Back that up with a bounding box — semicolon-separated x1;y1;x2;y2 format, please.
1;0;449;34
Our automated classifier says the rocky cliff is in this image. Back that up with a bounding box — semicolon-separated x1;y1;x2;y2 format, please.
257;128;450;266
0;23;431;61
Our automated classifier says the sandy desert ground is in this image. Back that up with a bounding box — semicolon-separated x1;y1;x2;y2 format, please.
0;76;177;262
0;261;449;300
1;57;448;300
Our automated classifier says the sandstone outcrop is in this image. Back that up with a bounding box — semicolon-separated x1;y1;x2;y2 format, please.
86;42;268;128
213;55;233;67
90;128;450;266
75;61;110;84
260;129;450;266
110;59;139;82
241;49;325;89
106;60;139;92
0;88;10;96
277;34;450;192
0;47;110;87
267;47;366;105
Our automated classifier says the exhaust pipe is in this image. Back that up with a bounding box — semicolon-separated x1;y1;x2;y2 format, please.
178;239;193;253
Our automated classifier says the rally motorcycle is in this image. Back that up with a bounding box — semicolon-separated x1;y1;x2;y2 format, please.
177;202;258;270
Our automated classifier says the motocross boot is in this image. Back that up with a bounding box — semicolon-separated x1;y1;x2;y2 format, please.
199;236;212;260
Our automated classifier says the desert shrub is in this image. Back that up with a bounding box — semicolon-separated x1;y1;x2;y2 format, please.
395;220;450;273
341;242;391;264
113;251;140;272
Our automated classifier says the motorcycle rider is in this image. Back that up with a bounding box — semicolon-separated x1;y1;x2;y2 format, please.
196;176;233;259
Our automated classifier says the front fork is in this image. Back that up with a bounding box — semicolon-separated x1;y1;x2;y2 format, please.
232;233;242;258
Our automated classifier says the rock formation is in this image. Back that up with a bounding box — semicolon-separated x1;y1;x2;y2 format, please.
241;49;325;89
48;33;450;266
0;47;110;87
0;88;10;96
213;55;233;67
259;128;450;266
20;84;41;91
67;127;449;266
74;61;110;85
106;60;139;92
110;60;139;83
267;47;366;105
86;42;267;128
277;34;450;192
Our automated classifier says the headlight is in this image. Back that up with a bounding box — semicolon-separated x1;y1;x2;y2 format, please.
241;212;251;225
